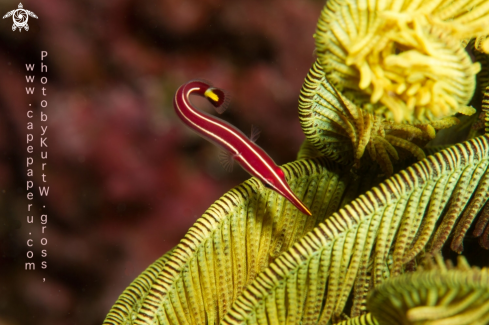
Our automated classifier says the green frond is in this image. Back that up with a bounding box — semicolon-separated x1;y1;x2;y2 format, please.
423;145;453;156
298;60;457;175
334;313;379;325
473;42;489;98
221;135;489;325
103;249;175;325
369;255;489;325
104;2;489;324
483;87;489;134
297;139;323;160
103;158;356;325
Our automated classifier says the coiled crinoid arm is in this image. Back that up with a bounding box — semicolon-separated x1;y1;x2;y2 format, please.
368;255;489;325
314;0;487;123
299;59;459;175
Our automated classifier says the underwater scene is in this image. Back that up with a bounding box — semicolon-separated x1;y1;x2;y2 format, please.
103;0;489;324
1;0;489;324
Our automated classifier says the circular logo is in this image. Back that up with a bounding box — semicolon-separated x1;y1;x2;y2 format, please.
2;3;38;32
13;10;28;28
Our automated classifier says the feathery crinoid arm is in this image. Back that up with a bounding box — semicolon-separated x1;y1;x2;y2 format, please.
103;135;489;325
102;248;175;325
327;254;489;325
369;254;489;325
313;0;488;124
103;158;354;325
103;1;489;324
221;135;489;325
298;59;459;176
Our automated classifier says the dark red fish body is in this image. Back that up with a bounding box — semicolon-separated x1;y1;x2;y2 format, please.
173;80;312;216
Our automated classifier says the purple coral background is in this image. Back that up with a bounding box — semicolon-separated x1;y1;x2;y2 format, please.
0;0;320;324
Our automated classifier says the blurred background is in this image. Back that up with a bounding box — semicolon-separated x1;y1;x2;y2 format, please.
0;0;322;324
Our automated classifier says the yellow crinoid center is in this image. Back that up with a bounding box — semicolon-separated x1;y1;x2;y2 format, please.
315;0;489;123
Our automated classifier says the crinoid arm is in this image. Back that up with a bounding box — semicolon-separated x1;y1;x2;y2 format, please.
219;136;489;325
314;0;488;124
103;158;349;325
368;255;489;325
299;59;459;176
103;2;489;325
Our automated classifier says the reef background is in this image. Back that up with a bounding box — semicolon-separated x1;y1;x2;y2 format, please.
0;0;327;324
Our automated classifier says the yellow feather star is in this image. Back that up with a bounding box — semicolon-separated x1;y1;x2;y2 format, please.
368;255;489;325
299;59;459;175
314;0;488;123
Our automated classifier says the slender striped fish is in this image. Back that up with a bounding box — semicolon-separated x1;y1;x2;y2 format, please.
173;79;312;216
